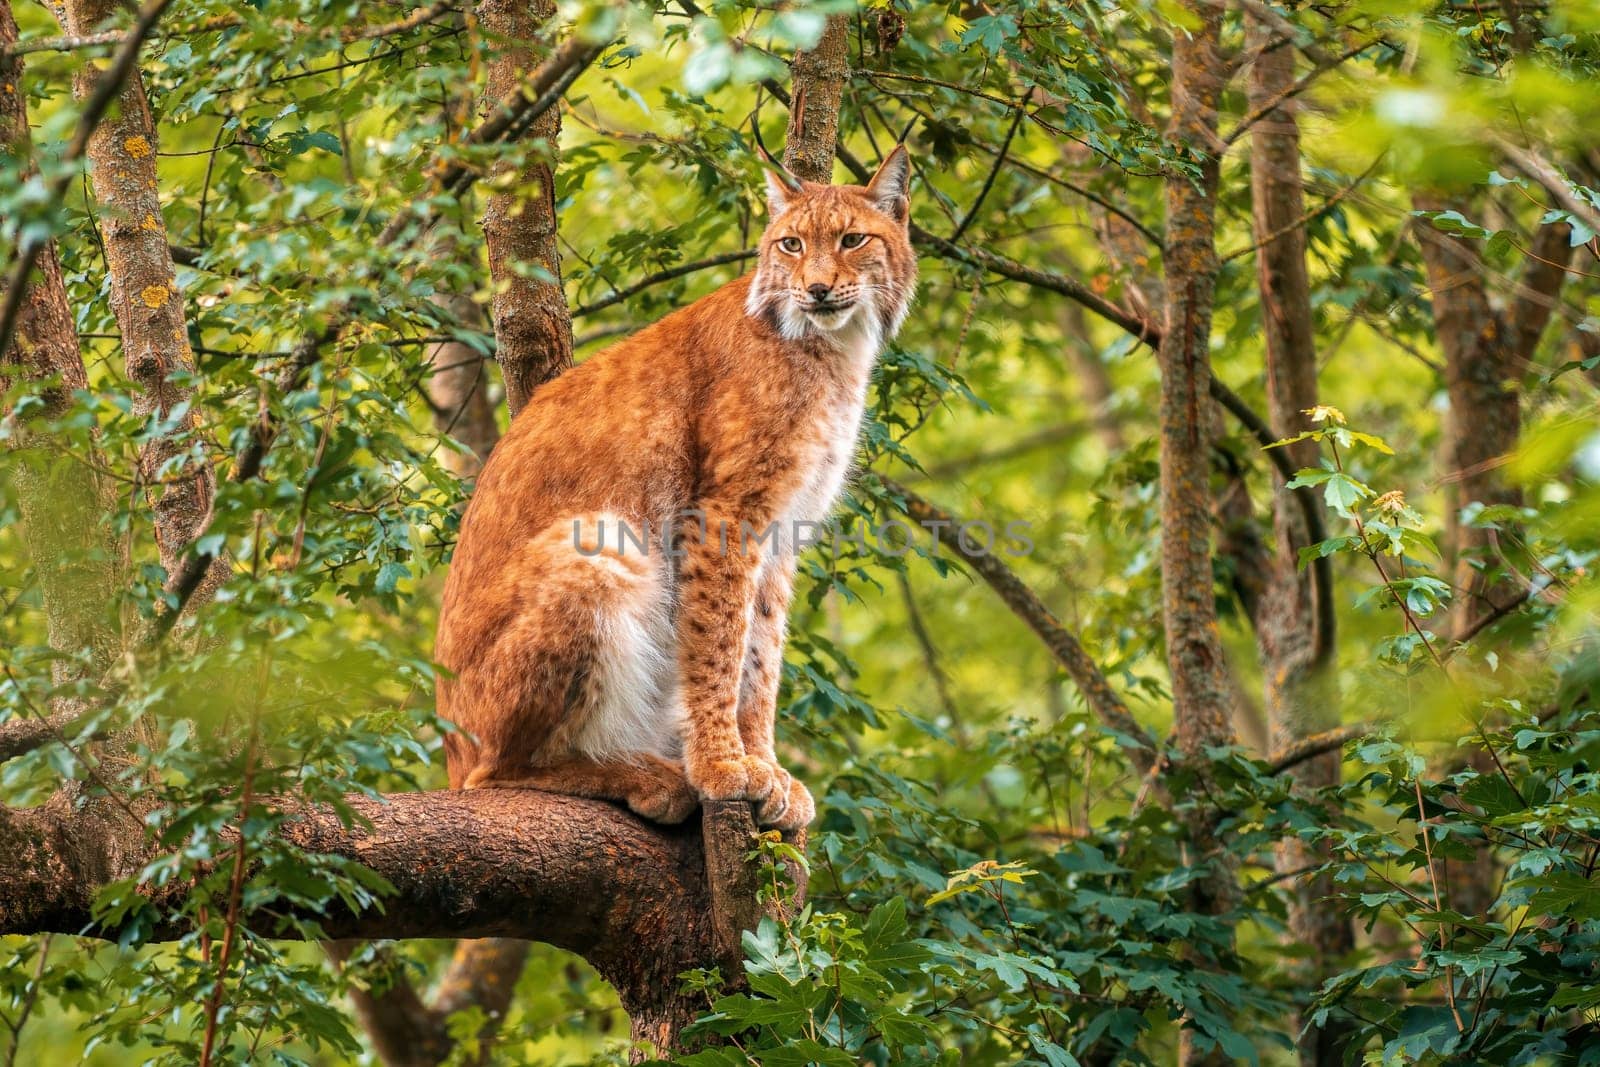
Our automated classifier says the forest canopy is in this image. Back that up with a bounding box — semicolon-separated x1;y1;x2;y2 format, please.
2;0;1599;1065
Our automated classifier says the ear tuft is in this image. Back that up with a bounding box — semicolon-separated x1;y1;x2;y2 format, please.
765;169;792;218
865;144;911;222
755;141;804;218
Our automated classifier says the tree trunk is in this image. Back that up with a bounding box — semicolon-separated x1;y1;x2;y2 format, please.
1245;18;1352;1064
1161;7;1238;1064
58;0;230;608
1414;195;1524;641
1;1;120;687
478;0;573;415
1414;192;1575;920
783;15;849;183
426;290;502;482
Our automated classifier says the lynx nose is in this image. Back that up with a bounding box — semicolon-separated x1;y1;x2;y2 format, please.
807;283;832;303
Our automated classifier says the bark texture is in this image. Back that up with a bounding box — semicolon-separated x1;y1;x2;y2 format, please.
1160;9;1234;765
1245;20;1351;1064
1;3;119;685
325;935;532;1067
57;0;230;606
783;14;849;184
478;0;572;415
1161;9;1238;1064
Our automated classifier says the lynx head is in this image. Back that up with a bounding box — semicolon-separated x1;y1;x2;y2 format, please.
746;145;917;351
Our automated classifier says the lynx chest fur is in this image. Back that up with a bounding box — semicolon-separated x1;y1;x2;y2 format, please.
435;146;916;833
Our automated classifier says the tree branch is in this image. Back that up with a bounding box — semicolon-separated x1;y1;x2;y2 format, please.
1506;217;1576;357
880;478;1160;774
1266;722;1373;775
570;249;757;320
1497;140;1600;240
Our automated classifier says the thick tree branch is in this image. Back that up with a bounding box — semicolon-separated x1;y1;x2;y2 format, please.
0;788;708;954
0;791;791;1061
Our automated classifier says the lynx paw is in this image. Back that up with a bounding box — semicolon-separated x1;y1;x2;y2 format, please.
626;761;699;824
688;754;776;803
771;775;815;833
755;764;794;826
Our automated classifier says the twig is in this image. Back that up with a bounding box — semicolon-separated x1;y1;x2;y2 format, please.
571;250;757;319
1;935;49;1067
1495;139;1600;240
198;726;260;1067
1221;153;1384;262
949;86;1033;243
1266;721;1378;775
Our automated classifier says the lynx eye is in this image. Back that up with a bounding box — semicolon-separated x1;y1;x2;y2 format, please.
778;236;803;254
840;232;868;250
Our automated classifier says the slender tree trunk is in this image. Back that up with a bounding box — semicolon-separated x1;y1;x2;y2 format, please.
1415;196;1524;637
1245;19;1352;1064
1414;194;1518;922
783;15;849;183
1;1;119;687
426;291;502;482
1161;8;1238;1064
1414;192;1575;920
478;0;572;415
58;0;230;607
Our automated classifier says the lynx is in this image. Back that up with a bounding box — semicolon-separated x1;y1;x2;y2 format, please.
436;146;915;831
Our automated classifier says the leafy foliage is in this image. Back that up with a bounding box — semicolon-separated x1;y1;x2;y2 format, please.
2;0;1599;1065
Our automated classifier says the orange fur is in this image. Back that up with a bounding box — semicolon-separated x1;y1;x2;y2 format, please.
436;147;916;830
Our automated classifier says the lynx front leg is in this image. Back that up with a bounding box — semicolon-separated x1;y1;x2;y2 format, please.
738;551;815;830
677;509;775;805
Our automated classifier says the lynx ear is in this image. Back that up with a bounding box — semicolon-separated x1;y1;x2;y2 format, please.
757;144;804;218
865;144;910;222
765;169;796;217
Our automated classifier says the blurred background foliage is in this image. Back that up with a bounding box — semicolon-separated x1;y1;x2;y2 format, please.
2;0;1599;1064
